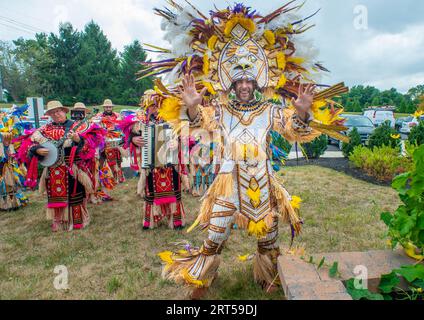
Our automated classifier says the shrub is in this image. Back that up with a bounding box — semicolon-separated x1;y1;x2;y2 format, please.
342;127;361;158
301;134;328;159
349;145;413;182
381;144;424;256
368;121;400;149
408;121;424;146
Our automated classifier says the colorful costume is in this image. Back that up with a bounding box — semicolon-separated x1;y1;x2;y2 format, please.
0;108;29;211
189;138;220;197
19;103;106;231
94;109;126;184
120;96;188;230
141;1;349;291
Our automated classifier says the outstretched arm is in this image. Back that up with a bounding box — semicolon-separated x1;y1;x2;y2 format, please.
274;84;321;143
180;73;207;121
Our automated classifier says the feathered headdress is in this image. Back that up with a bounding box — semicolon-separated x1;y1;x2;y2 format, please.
140;1;350;141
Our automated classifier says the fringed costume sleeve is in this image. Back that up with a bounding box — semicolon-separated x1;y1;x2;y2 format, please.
272;107;321;144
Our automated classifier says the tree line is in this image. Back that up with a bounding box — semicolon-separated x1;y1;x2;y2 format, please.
1;20;423;112
0;21;153;106
337;85;424;114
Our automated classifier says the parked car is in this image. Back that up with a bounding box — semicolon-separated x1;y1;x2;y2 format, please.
395;116;414;131
363;108;396;128
399;116;423;134
329;114;375;149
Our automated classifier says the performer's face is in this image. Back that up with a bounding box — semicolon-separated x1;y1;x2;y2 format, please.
234;79;255;102
49;109;67;123
104;106;113;114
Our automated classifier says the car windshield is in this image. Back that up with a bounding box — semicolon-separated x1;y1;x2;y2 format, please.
345;116;373;127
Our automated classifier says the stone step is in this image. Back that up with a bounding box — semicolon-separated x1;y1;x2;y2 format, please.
278;249;420;300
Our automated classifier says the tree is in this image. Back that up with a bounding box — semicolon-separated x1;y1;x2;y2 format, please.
342;127;361;157
13;34;54;99
352;98;362;112
75;21;120;104
0;41;26;101
46;22;82;104
398;98;408;113
371;96;381;106
118;40;153;105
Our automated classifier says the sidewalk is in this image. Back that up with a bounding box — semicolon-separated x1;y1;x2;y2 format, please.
288;144;343;160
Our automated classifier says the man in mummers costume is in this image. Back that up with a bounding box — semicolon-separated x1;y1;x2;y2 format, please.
143;1;349;297
72;103;115;204
19;101;105;232
119;90;189;230
95;99;126;184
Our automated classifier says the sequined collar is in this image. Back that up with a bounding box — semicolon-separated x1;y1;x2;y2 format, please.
229;99;262;112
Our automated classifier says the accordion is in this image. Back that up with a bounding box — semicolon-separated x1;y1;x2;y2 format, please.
140;123;179;169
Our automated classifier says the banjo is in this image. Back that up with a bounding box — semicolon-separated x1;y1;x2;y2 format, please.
39;116;94;168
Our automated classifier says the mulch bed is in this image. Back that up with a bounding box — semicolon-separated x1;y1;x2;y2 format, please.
285;157;392;187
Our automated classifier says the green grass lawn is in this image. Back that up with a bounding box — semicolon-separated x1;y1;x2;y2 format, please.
0;166;399;300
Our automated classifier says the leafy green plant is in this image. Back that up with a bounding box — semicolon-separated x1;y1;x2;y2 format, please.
380;144;424;256
342;127;361;158
349;145;413;182
301;134;328;159
368;121;400;149
408;121;424;146
345;279;384;300
347;264;424;300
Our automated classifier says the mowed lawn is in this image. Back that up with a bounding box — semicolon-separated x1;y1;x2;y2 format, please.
0;166;399;300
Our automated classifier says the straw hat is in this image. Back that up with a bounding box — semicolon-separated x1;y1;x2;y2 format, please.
73;102;89;112
102;99;115;108
45;101;69;116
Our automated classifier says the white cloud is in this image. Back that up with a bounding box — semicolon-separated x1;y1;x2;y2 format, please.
366;72;424;94
1;0;423;92
348;23;424;92
352;24;424;70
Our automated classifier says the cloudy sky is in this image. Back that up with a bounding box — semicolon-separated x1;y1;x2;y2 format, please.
0;0;423;93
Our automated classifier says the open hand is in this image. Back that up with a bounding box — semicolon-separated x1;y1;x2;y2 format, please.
132;136;145;147
181;74;207;110
37;148;49;157
291;83;316;121
68;132;81;143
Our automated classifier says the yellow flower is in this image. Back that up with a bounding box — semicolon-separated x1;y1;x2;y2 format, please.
290;196;302;210
413;110;424;118
417;288;423;293
390;134;400;140
238;254;249;262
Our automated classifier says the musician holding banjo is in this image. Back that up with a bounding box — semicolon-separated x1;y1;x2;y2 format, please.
20;101;106;232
